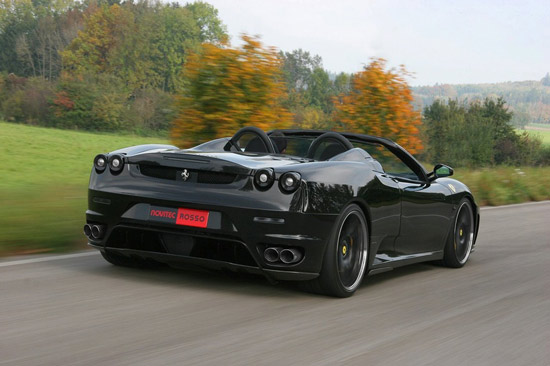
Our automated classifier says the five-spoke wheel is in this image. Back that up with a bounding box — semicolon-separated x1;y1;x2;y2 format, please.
305;204;368;297
443;198;474;268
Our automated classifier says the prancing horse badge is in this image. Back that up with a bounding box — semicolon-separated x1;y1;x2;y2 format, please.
181;169;190;181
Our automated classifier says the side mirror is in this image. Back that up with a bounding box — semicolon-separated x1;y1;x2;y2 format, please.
430;164;454;181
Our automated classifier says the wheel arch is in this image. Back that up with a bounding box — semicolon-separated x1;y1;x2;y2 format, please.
462;193;480;245
317;198;372;269
347;198;374;265
348;198;372;234
443;194;479;252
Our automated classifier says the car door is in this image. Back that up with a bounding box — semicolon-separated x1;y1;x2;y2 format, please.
395;180;453;254
366;143;453;255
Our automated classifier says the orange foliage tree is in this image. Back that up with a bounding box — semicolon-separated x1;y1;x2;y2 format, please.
334;58;423;154
171;35;292;148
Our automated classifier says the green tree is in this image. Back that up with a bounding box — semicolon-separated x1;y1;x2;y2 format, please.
61;2;227;92
333;72;352;97
279;49;343;129
306;67;333;114
481;97;514;141
280;48;322;92
511;104;530;129
153;4;203;92
186;1;227;43
0;0;81;78
422;97;539;166
0;0;37;76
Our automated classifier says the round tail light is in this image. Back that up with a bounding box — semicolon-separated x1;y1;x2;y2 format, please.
279;172;301;193
254;168;275;190
94;154;107;173
109;154;124;174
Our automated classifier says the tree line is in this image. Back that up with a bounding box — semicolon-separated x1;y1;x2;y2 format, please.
1;0;548;166
0;0;225;132
424;98;549;166
414;76;550;128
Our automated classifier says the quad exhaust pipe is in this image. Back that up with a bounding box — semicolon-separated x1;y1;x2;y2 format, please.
280;248;303;264
263;247;303;264
83;224;92;237
83;224;106;240
264;247;282;263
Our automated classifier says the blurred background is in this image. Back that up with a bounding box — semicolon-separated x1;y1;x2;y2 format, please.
0;0;549;256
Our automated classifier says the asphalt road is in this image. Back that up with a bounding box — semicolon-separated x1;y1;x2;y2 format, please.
1;202;549;365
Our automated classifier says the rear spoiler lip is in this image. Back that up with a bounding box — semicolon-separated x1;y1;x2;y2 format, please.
126;152;253;176
110;144;179;156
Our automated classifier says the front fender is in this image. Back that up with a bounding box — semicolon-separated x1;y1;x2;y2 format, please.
438;177;480;245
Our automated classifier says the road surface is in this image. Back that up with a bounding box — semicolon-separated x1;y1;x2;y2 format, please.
1;202;549;365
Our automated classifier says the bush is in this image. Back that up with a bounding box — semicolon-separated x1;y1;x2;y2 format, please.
0;73;176;134
125;88;176;132
52;73;129;131
0;75;55;124
454;167;550;206
536;145;550;165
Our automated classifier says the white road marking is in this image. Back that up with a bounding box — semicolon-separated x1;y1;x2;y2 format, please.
480;200;550;211
0;251;98;268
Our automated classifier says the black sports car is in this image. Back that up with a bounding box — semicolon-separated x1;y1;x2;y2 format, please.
85;127;480;297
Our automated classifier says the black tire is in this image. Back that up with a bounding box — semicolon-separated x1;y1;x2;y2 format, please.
303;204;369;297
442;198;475;268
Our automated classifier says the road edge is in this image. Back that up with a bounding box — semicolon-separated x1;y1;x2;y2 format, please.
480;200;550;211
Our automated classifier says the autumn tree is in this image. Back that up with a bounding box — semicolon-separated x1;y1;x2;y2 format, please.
61;1;226;92
334;58;423;154
171;35;292;148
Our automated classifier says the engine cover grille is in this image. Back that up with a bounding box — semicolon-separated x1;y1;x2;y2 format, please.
138;164;238;184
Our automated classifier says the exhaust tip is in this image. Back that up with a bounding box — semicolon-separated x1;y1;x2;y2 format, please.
264;247;281;263
280;248;303;264
91;225;105;239
83;224;92;237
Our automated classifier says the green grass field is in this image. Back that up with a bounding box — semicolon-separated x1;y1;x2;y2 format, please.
453;167;550;206
523;125;550;146
0;122;168;255
525;123;550;129
1;122;549;255
529;130;550;145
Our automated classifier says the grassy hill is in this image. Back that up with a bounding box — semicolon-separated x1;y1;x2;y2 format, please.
0;122;168;255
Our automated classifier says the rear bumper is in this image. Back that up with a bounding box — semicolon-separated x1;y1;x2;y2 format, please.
89;244;319;281
86;189;337;281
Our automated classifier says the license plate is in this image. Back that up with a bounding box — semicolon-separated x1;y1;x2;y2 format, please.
148;206;209;228
175;208;209;228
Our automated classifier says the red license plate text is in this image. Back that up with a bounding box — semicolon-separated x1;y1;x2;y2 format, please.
176;208;209;228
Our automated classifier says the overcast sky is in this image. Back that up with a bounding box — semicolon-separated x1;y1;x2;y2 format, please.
196;0;549;86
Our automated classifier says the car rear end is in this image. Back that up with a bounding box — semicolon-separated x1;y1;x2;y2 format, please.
85;149;337;281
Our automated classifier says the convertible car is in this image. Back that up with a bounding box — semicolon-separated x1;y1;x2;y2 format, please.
84;127;480;297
